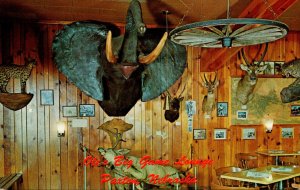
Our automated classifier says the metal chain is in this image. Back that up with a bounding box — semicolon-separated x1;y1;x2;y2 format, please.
263;0;278;19
176;0;191;27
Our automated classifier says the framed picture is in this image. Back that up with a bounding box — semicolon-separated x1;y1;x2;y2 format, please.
40;89;54;105
237;110;248;120
291;105;300;116
281;128;294;138
217;102;228;117
186;100;196;116
62;106;77;117
263;61;275;75
214;129;227;140
242;128;256;140
274;61;284;75
254;61;275;75
79;104;95;117
193;129;206;140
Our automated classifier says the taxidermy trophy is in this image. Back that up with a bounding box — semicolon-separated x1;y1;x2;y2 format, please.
52;0;187;116
281;59;300;103
0;57;36;111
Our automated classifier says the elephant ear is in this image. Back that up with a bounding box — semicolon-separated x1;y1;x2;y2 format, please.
140;30;187;101
52;21;119;100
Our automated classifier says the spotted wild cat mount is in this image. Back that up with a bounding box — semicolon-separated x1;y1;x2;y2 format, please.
0;57;36;111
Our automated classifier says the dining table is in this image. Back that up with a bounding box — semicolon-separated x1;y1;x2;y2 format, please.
256;149;300;166
220;165;300;190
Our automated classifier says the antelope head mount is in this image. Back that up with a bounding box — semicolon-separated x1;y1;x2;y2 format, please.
237;44;268;106
201;73;219;118
163;90;184;123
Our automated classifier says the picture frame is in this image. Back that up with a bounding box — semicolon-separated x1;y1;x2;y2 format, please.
242;128;256;140
214;129;227;140
193;129;206;140
254;61;275;75
217;102;228;117
281;127;294;138
291;105;300;116
237;110;248;120
62;106;77;117
40;89;54;105
79;104;95;117
274;61;284;75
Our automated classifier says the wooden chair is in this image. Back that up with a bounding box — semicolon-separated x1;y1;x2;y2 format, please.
215;166;244;187
292;183;300;189
236;153;258;169
280;156;300;188
0;173;23;190
211;182;259;190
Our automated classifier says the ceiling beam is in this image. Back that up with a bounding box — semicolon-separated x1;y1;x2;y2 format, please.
200;0;298;72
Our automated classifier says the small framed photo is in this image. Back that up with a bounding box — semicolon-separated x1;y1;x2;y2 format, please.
214;129;227;140
281;128;294;138
193;129;206;140
263;61;275;75
186;100;196;116
62;106;77;117
217;102;228;117
291;105;300;116
40;89;54;105
237;110;248;120
274;61;284;75
242;128;256;140
79;104;95;117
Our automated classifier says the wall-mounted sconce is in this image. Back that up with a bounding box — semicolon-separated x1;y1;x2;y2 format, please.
57;121;66;137
263;115;273;133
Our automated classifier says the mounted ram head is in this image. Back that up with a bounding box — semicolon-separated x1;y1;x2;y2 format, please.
237;44;268;107
52;0;186;116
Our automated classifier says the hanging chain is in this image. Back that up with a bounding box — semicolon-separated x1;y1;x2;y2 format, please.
263;0;278;19
176;0;191;27
227;0;231;19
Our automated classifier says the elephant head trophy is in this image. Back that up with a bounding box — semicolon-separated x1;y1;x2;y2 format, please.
52;0;187;116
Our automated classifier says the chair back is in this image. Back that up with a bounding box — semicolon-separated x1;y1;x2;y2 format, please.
280;156;299;166
235;153;258;169
215;166;243;187
211;182;259;190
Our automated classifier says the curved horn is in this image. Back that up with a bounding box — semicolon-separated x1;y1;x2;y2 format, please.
213;72;217;84
241;48;250;66
203;74;209;84
106;31;118;64
256;43;268;66
139;32;168;64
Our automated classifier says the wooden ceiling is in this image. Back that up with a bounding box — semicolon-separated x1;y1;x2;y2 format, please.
0;0;299;71
0;0;299;30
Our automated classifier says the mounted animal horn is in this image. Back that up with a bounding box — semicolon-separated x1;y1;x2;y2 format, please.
106;31;118;64
138;32;168;64
241;43;268;66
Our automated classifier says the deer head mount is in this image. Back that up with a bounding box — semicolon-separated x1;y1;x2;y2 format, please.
237;44;268;106
201;73;219;118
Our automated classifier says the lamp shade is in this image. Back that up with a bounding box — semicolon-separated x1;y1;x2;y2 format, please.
263;116;273;133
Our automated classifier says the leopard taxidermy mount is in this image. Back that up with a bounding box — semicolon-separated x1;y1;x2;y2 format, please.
0;57;36;93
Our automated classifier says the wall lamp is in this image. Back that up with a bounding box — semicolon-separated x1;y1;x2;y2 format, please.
263;115;273;133
57;121;66;137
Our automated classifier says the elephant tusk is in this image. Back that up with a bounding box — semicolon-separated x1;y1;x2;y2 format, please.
139;32;168;65
106;31;118;64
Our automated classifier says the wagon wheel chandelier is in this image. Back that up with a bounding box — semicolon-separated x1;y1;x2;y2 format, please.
169;0;289;48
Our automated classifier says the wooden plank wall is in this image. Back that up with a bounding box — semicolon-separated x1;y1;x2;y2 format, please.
0;22;300;189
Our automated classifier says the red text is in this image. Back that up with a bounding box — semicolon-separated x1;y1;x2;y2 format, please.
100;174;140;185
148;173;197;184
139;155;170;169
174;156;213;168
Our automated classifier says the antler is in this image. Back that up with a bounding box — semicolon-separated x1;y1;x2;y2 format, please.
241;43;268;66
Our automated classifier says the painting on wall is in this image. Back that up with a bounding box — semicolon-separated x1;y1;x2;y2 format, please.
79;104;95;117
193;129;206;140
281;128;294;138
217;102;228;117
291;105;300;116
40;89;54;105
242;128;256;140
231;78;300;125
214;129;227;140
62;106;77;117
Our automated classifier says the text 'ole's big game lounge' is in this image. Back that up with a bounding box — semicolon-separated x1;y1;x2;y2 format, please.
2;0;300;190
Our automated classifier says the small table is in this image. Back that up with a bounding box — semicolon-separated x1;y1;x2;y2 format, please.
256;150;300;165
221;165;300;190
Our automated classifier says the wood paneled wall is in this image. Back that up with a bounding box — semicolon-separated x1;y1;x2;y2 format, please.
0;22;300;189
